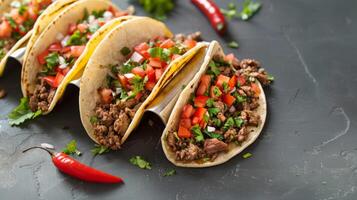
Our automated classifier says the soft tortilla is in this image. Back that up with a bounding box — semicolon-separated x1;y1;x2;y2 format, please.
79;16;207;146
21;0;133;114
0;0;78;76
161;41;267;168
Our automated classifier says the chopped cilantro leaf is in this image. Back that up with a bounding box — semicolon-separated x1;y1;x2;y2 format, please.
163;169;176;176
45;53;59;68
234;117;244;128
267;74;274;81
223;117;234;131
240;0;262;21
206;98;214;107
130;156;151;169
207;61;220;76
222;82;229;93
228;41;239;49
208;107;219;117
242;152;252;159
212;118;222;127
62;140;81;156
8;98;42;126
139;0;174;20
120;60;135;74
204;130;224;140
91;144;110;155
191;125;204;142
90;116;98;124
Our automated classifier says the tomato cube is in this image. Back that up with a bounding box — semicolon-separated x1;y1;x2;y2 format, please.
181;104;195;119
178;126;192;138
222;93;236;107
194;95;209;108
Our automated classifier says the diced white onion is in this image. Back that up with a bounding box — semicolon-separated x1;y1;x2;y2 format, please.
103;11;113;20
61;36;70;47
56;33;64;41
59;56;66;65
230;87;236;94
207;126;216;132
88;15;96;24
41;143;55;150
130;52;144;63
124;73;135;79
229;106;236;113
116;87;122;94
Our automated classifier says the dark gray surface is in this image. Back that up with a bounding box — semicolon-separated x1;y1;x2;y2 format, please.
1;0;357;199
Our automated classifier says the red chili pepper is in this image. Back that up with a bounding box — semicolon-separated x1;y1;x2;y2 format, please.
23;147;123;184
191;0;226;35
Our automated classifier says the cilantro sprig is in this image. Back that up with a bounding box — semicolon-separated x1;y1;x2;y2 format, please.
221;0;262;21
130;156;152;169
91;144;110;156
138;0;174;20
8;98;42;126
62;140;82;156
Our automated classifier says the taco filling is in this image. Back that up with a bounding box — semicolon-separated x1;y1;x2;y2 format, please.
0;0;53;60
91;33;201;150
28;7;129;112
166;54;273;162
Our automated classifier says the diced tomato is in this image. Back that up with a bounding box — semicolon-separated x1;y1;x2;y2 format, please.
135;92;143;100
180;119;192;129
196;75;211;96
48;42;62;52
224;53;236;63
61;67;70;76
145;65;156;82
54;72;65;87
37;50;49;65
39;0;52;7
118;75;129;89
60;46;71;53
210;85;222;99
145;81;155;91
192;107;207;125
149;58;162;68
134;42;149;52
237;75;246;86
77;24;88;33
160;39;175;48
251;82;261;97
222;93;236;107
27;6;38;21
178;126;192;138
228;75;237;89
181;104;195;119
0;20;12;39
183;39;197;49
171;54;181;60
155;68;164;82
67;23;77;35
70;45;86;57
215;74;230;90
98;20;106;27
200;119;207;129
194;95;209;108
131;67;146;78
11;9;28;25
99;88;113;104
43;76;56;88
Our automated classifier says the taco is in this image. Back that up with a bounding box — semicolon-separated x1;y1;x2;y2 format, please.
21;0;134;115
0;0;78;76
79;17;206;150
161;41;273;167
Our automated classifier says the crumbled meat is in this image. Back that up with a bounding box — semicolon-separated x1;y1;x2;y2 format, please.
167;131;177;151
217;112;226;122
248;113;260;126
176;143;202;161
204;138;228;155
213;101;225;112
240;59;260;69
174;32;202;43
224;128;237;142
113;111;130;136
29;79;55;112
0;88;7;99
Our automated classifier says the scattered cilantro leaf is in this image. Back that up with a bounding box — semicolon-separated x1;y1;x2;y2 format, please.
130;156;152;169
228;41;239;49
62;140;81;156
240;0;262;21
242;152;252;159
234;117;244;128
91;144;110;156
139;0;174;20
267;74;274;81
90;116;98;124
163;169;176;177
45;53;59;68
206;98;214;107
204;130;224;140
121;60;136;74
191;125;204;142
207;61;220;77
8;98;42;126
223;117;234;131
208;108;219;117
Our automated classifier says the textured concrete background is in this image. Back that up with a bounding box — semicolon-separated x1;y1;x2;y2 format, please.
0;0;357;199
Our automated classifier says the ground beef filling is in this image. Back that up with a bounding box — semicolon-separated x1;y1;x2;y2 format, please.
29;79;56;112
0;39;16;60
92;93;148;150
167;58;271;162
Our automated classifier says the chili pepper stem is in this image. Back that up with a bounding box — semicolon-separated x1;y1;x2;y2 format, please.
23;146;54;156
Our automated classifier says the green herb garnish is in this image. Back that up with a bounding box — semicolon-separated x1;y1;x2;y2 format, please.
120;47;131;56
91;144;110;156
242;152;252;159
163;169;176;176
8;98;42;126
223;117;235;131
191;125;204;142
228;41;239;49
90;116;98;124
62;140;81;156
240;0;262;21
204;130;224;140
130;156;152;169
139;0;174;20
